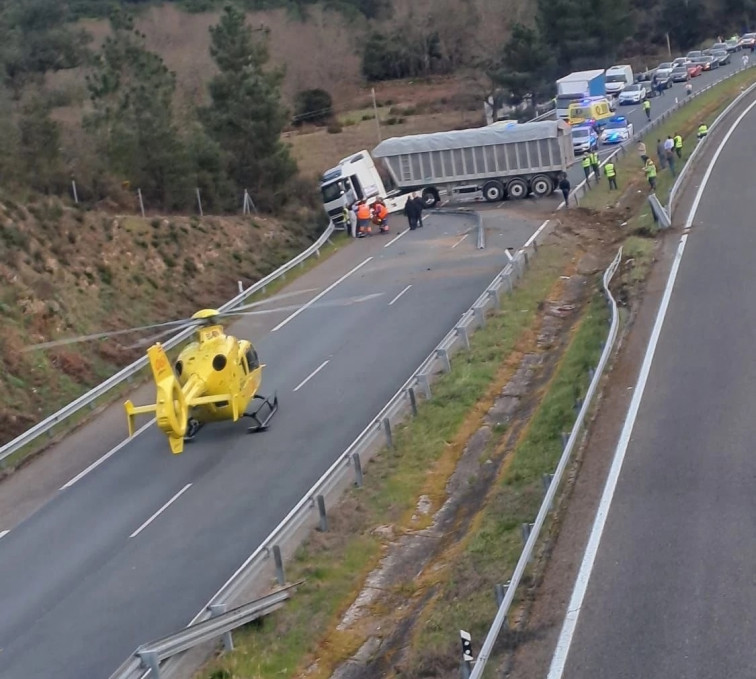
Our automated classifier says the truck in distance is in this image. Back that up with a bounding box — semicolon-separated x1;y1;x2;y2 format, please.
371;120;575;207
555;69;606;119
604;65;634;95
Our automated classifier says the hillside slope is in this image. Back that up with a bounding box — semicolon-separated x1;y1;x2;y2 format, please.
0;196;319;446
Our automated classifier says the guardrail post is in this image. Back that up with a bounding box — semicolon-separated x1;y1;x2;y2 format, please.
419;373;432;399
436;348;451;373
487;288;500;306
521;522;535;561
561;431;569;450
209;604;234;651
574;397;583;414
352;452;364;487
494;582;510;627
316;495;328;532
455;325;470;350
407;387;418;416
382;417;394;448
272;544;285;586
474;305;486;327
542;473;555;511
139;650;161;679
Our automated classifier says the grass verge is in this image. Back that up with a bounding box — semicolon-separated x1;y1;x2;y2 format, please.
197;244;574;679
578;67;756;233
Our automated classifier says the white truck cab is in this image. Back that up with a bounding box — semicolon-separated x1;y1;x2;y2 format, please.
605;65;634;95
320;151;409;230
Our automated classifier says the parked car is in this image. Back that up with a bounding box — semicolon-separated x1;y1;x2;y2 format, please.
711;42;729;52
687;62;704;77
571;122;599;154
636;67;656;82
687;50;703;59
740;33;756;48
618;83;647;104
725;38;740;52
670;65;690;82
600;116;634;145
711;49;731;65
672;57;692;67
690;55;715;70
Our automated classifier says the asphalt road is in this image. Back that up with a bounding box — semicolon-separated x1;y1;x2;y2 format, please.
0;211;541;678
552;88;756;676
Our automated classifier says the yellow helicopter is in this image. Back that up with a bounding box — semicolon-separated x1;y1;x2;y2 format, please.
124;309;277;454
26;290;383;454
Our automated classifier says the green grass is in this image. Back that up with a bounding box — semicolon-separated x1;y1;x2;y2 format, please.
408;292;609;677
197;244;573;679
579;67;756;221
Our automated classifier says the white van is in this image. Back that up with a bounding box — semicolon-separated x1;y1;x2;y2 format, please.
605;65;634;95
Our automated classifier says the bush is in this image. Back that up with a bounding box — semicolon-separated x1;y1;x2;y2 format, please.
293;88;333;126
327;121;343;134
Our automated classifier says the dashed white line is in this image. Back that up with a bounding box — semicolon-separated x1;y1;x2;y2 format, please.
272;256;373;332
129;483;192;539
384;229;409;248
389;284;412;306
60;419;154;490
293;360;329;392
0;530;9;540
451;233;469;249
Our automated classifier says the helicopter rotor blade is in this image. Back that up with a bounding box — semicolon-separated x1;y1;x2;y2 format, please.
227;287;320;314
23;317;203;352
216;292;385;319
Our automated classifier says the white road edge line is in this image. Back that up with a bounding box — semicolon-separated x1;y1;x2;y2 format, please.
384;229;409;248
60;419;154;490
547;95;756;679
389;284;412;306
523;219;551;249
272;256;373;332
451;233;469;249
0;530;9;540
293;360;329;392
129;483;192;539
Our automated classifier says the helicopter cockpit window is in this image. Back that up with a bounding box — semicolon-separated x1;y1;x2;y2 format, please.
246;348;260;371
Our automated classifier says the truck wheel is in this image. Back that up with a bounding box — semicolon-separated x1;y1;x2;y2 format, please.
531;175;553;198
507;178;528;200
482;180;504;202
421;188;438;208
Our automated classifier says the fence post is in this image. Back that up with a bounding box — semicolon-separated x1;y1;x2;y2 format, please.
382;417;394;448
196;188;204;217
137;188;145;218
209;604;234;651
407;387;418;416
272;545;285;586
71;179;79;204
352;452;364;487
316;495;328;532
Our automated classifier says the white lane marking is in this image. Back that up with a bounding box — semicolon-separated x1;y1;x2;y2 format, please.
293;360;329;392
129;483;192;539
523;219;551;249
60;419;154;490
451;233;469;249
389;285;412;306
271;257;373;332
505;249;514;261
0;530;9;540
547;95;756;679
384;229;408;248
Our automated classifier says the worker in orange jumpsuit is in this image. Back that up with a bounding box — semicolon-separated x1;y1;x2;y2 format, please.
372;200;389;233
356;200;372;238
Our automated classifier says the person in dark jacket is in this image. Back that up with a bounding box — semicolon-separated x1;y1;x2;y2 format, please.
412;193;425;227
558;173;571;207
404;194;420;230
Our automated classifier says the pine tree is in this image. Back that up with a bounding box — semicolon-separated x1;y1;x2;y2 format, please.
85;10;190;209
201;5;296;211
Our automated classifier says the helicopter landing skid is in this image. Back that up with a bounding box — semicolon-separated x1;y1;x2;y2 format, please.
244;392;279;433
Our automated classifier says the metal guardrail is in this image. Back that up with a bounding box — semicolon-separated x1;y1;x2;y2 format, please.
0;223;335;466
468;247;622;679
124;584;300;679
432;208;484;249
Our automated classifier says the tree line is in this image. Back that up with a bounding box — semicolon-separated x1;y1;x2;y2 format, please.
0;1;307;213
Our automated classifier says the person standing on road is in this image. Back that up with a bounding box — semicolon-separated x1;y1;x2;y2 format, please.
589;150;600;182
674;132;683;158
643;98;651;121
558;173;571;206
604;161;618;190
356;199;372;238
581;152;592;185
656;138;667;169
412;193;425;227
644;158;657;191
638;140;648;165
403;194;420;230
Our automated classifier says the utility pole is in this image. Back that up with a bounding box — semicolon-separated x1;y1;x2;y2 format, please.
666;32;672;58
371;87;382;143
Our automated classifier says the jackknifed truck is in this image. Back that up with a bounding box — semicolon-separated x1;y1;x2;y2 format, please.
320;120;574;226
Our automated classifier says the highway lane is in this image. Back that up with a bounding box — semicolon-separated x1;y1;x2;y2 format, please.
0;211;541;678
549;91;756;677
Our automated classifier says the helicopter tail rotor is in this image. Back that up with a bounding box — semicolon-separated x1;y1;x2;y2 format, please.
125;344;188;454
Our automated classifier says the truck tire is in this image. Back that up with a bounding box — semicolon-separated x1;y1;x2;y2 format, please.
506;178;528;200
531;174;553;198
482;180;505;202
421;188;439;208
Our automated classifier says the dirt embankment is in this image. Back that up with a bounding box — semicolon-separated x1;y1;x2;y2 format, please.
0;196;318;445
